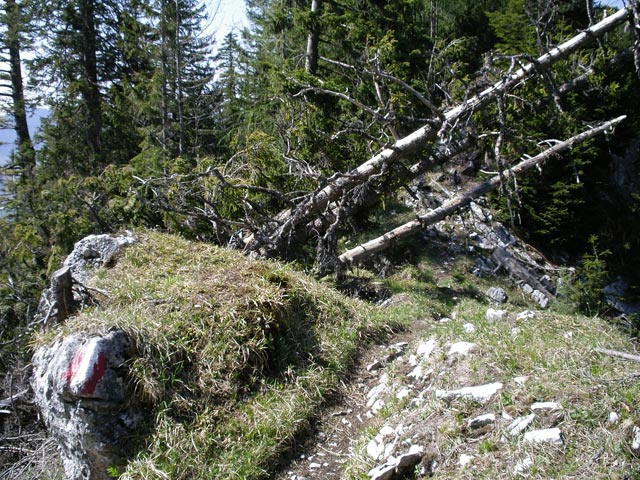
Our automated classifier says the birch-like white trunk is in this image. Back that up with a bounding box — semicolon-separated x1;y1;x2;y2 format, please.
246;6;631;252
338;116;627;265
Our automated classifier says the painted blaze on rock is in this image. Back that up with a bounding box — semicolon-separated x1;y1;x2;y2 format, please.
32;329;134;479
64;337;108;397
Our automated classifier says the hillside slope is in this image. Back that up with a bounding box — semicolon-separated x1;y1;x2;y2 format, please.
6;229;640;479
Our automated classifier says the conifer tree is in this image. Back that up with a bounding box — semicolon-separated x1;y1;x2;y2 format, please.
0;0;35;174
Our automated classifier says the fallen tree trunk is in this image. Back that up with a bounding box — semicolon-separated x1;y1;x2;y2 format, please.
245;6;631;254
338;115;626;266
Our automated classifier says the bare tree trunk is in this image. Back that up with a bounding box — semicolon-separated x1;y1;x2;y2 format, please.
79;0;102;163
305;0;322;75
5;0;35;175
338;116;626;266
244;6;631;254
175;0;185;156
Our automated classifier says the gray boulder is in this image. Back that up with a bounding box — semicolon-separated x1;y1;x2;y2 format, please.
31;329;138;480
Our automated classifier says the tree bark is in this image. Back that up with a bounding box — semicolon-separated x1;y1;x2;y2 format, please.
245;6;631;254
78;0;102;161
305;0;322;75
338;116;626;266
5;0;35;174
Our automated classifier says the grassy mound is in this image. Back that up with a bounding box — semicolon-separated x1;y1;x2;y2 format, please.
38;231;387;479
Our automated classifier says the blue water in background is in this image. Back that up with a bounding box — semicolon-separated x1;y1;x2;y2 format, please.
0;109;48;217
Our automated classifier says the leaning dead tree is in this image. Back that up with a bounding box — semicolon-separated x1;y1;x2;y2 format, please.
243;6;632;257
338;115;626;266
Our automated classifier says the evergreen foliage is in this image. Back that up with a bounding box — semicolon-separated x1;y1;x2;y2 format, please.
1;0;639;352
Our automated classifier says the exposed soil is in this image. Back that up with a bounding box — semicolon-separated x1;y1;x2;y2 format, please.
274;317;434;480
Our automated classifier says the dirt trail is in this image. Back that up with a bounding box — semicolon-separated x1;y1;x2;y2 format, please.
275;318;432;480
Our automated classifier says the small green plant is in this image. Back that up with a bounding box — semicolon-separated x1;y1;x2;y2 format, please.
567;235;611;316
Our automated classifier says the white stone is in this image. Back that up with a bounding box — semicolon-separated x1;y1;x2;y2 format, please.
368;464;395;480
416;339;437;358
407;364;423;380
448;342;475;356
523;428;563;445
514;376;527;387
459;454;474;467
396;387;412;400
467;413;496;429
507;414;536;436
486;308;507;321
632;426;640;452
435;382;503;404
530;402;561;412
564;331;573;339
514;456;534;473
408;354;418;367
516;310;536;320
309;463;321;469
608;411;620;425
463;322;476;333
367;439;384;460
371;399;386;414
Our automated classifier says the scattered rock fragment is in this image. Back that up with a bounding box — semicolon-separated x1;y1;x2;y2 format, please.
632;426;640;455
368;445;424;480
608;412;620;425
530;402;561;412
367;360;383;372
463;322;476;333
416;339;437;359
435;382;503;404
487;287;508;303
486;308;507;322
514;456;534;473
531;289;549;308
385;342;409;362
448;341;475;356
523;428;563;445
468;413;496;429
459;454;474;467
516;310;535;321
507;414;536;436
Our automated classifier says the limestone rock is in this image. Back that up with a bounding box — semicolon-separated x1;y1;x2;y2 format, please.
530;401;561;412
531;289;549;309
33;233;135;328
368;445;424;480
435;382;503;404
31;329;136;480
63;233;136;283
416;339;437;359
507;414;536;436
448;341;475;356
467;413;496;429
523;428;563;445
463;323;476;333
486;286;508;303
516;310;536;321
486;308;507;322
632;426;640;455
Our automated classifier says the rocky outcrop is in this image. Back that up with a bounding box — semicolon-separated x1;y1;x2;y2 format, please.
31;328;136;480
30;233;138;479
33;233;135;329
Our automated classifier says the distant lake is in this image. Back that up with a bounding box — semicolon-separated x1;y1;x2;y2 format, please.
0;108;48;217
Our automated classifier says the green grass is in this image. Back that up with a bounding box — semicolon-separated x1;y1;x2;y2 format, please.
33;231;393;480
342;245;640;479
30;227;640;479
